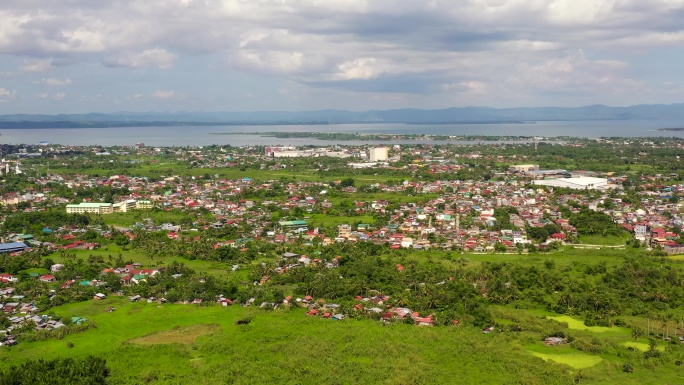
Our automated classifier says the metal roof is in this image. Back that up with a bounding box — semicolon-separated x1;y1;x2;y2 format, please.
0;242;28;253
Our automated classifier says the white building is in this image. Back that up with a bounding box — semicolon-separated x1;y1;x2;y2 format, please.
338;224;352;238
509;164;539;173
348;162;378;169
532;176;611;190
66;202;114;214
273;151;305;158
369;147;388;162
113;200;136;213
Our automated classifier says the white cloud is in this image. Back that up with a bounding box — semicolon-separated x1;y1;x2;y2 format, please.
52;92;66;100
80;94;102;102
42;78;72;86
22;59;53;72
107;48;177;69
152;90;179;100
230;50;306;74
442;81;488;94
507;50;640;95
0;87;16;102
0;0;683;109
336;58;385;80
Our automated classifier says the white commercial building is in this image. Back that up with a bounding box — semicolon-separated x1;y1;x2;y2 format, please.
533;176;612;190
369;147;388;162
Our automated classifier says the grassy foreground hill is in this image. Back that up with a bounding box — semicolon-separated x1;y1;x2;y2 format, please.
0;298;570;385
2;297;684;385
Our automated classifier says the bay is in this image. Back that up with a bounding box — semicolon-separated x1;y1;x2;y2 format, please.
1;120;684;147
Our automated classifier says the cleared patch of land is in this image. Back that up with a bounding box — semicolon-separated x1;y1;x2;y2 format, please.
531;351;603;369
548;315;617;333
578;233;631;246
621;341;665;352
129;324;219;345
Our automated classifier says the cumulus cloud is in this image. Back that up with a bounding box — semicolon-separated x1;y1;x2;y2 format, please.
0;0;683;109
51;92;66;100
152;90;181;100
229;50;306;74
508;50;638;93
0;87;17;102
22;59;53;72
42;77;72;86
336;58;386;80
105;48;177;69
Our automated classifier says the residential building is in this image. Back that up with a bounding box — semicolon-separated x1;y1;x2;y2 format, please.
338;224;352;238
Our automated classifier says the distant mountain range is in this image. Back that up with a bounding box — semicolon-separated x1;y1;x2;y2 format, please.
2;104;684;128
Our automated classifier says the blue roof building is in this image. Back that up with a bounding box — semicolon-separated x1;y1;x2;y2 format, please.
0;242;29;253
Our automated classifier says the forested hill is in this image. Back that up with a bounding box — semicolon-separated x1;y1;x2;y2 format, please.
2;103;684;127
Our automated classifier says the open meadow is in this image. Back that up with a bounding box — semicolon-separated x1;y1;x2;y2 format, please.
2;296;684;384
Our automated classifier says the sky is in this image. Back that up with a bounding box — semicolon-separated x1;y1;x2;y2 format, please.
1;0;684;114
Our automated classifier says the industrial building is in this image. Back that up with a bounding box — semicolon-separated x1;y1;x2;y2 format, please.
533;176;612;190
278;220;308;230
0;242;29;254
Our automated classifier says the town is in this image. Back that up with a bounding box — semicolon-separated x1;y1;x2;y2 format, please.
1;137;684;383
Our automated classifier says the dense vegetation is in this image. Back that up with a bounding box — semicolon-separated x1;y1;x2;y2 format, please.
2;211;93;234
0;356;108;385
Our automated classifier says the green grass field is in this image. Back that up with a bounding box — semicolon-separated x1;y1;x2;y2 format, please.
47;245;237;278
578;233;631;246
547;315;623;334
101;210;213;228
0;298;575;385
44;164;402;186
621;342;665;352
307;213;377;227
3;297;684;384
530;349;603;369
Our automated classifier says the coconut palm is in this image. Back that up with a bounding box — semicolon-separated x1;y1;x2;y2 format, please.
665;313;675;339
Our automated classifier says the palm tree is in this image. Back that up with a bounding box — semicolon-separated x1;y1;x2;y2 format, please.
395;292;410;308
655;313;666;340
665;313;675;339
559;292;573;313
592;295;603;313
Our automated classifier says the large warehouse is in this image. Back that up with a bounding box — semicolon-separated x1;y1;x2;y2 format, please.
533;176;612;190
0;242;29;254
